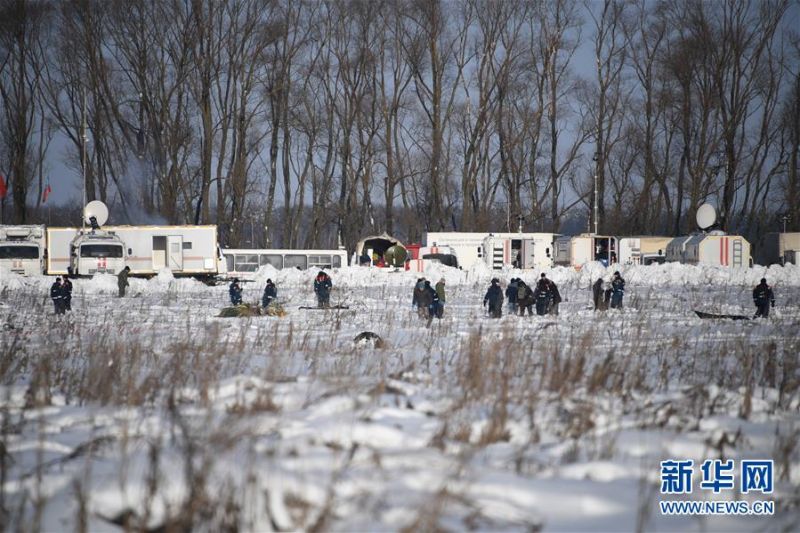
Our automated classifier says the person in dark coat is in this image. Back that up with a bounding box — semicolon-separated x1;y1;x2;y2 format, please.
117;266;130;297
592;278;605;311
50;277;64;315
610;271;625;309
262;279;277;308
412;278;426;314
483;278;504;318
548;278;561;315
424;280;440;324
517;280;534;316
533;273;552;316
752;278;775;318
62;276;73;311
417;280;434;320
229;278;243;305
506;278;519;313
314;271;332;308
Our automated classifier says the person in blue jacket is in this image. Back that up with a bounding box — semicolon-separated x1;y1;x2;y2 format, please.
262;279;277;308
314;271;332;308
229;278;243;305
506;278;519;313
610;271;625;309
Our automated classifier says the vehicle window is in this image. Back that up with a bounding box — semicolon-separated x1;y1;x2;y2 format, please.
308;255;332;268
332;255;342;267
284;254;307;269
80;245;123;258
234;254;259;272
0;246;39;259
260;254;283;269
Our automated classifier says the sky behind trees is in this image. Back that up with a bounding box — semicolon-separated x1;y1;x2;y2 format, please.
1;0;799;249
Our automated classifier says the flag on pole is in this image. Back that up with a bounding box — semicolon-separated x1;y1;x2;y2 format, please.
0;175;7;198
43;184;52;203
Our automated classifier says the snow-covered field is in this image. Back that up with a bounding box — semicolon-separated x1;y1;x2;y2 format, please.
1;262;799;531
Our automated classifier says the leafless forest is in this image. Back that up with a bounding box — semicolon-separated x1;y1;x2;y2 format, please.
0;0;798;249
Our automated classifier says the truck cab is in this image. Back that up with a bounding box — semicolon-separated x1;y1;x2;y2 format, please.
0;225;45;276
69;231;126;276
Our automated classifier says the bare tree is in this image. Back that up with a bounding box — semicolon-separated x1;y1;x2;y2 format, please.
0;0;48;223
709;0;788;232
404;0;470;230
584;0;629;233
622;0;669;233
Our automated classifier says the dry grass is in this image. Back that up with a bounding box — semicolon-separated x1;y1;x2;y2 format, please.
1;284;798;531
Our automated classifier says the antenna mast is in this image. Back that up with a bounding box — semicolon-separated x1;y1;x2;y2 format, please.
81;87;87;232
592;151;600;235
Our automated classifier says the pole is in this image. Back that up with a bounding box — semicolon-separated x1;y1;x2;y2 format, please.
81;87;87;232
593;169;598;235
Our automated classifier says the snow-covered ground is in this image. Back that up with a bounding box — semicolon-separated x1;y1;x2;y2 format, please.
1;262;799;531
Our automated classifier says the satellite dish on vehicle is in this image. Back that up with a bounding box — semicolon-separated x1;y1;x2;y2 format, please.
696;203;717;230
83;200;109;229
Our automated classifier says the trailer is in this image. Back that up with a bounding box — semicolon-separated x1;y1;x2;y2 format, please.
666;235;694;263
756;232;800;265
222;248;347;279
109;225;222;276
47;225;223;277
482;233;557;269
554;234;618;268
424;232;559;269
682;233;751;267
618;236;672;265
0;225;46;276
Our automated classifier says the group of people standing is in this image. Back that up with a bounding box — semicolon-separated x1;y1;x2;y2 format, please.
592;271;626;311
412;277;446;322
49;276;73;314
484;273;562;318
49;267;779;324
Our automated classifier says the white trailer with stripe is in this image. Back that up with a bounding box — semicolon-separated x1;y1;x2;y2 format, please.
482;234;557;269
553;234;618;268
424;232;558;269
682;232;751;267
47;225;224;277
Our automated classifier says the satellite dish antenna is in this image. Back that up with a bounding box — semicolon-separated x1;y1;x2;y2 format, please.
84;200;109;229
696;203;717;230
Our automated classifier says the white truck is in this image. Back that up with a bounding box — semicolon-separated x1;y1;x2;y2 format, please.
46;227;126;276
47;225;224;278
0;225;46;276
